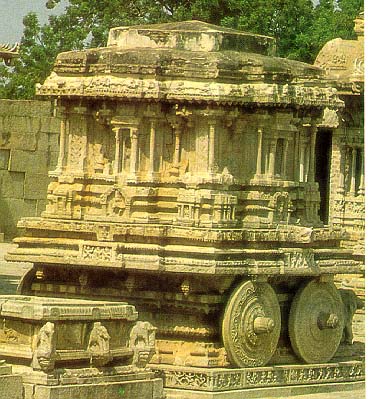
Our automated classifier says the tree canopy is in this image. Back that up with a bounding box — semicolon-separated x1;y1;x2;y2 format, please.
0;0;363;99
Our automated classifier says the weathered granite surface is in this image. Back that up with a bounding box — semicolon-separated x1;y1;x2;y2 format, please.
0;362;23;399
0;100;60;238
6;19;363;375
315;12;364;255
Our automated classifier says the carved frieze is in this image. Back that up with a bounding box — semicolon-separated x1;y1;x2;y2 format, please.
81;244;114;262
155;360;364;391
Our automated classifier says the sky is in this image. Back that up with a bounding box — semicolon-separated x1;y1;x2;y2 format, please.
0;0;67;43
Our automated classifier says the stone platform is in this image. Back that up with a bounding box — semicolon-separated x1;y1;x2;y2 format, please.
153;359;364;399
0;362;22;399
16;365;164;399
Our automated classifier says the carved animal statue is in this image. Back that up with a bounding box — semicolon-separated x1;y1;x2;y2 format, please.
87;321;112;366
32;322;56;372
129;321;157;368
339;289;364;345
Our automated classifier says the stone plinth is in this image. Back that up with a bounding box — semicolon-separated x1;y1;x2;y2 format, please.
0;362;22;399
153;360;364;399
0;295;155;371
20;366;164;399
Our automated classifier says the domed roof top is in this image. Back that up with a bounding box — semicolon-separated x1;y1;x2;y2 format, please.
108;20;275;55
314;12;364;94
37;20;342;109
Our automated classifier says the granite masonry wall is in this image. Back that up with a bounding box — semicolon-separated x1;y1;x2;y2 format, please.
0;100;60;239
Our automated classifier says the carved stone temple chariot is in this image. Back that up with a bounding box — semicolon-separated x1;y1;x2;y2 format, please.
6;20;364;397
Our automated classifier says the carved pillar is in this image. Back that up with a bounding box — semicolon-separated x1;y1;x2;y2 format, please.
349;147;357;194
282;139;289;178
304;143;310;183
112;126;122;174
56;114;68;171
208;120;216;173
268;140;276;176
67;106;88;173
256;128;263;175
308;127;317;182
168;119;183;177
148;120;156;175
299;142;306;182
130;127;139;177
358;150;364;195
294;132;299;181
337;143;346;194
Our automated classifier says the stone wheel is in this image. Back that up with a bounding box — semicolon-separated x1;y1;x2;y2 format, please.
288;280;344;364
222;280;281;367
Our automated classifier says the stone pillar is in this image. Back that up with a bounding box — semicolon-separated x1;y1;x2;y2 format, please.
350;147;357;194
256;128;263;175
268;140;276;176
168;119;182;177
208;120;216;173
67;106;88;173
299;142;306;182
308;127;317;182
304;143;310;183
173;125;181;166
113;126;122;174
294;132;299;181
358;150;364;195
282;139;289;178
56;115;68;172
148;120;156;175
337;143;346;194
130;127;139;177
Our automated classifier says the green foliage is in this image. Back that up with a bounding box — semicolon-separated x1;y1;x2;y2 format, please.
0;0;364;99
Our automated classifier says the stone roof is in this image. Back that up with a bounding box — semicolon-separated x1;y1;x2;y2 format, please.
37;20;342;108
107;20;276;55
314;12;364;95
0;43;19;65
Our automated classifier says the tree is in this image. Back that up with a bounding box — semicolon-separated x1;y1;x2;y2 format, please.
0;0;363;99
302;0;363;62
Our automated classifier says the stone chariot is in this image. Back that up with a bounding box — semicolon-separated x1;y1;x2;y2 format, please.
7;21;363;392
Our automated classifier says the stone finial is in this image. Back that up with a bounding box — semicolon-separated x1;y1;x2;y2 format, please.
0;43;19;66
129;321;157;368
32;322;56;372
354;11;364;38
87;322;112;367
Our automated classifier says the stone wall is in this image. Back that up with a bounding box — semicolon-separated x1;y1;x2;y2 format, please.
0;100;60;239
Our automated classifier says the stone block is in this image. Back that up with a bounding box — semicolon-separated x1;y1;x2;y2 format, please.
48;150;59;169
41;116;60;134
0;148;10;169
0;170;24;198
24;173;50;200
9;149;48;173
0;198;37;237
36;199;48;215
0;99;52;117
32;378;164;399
0;366;23;399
